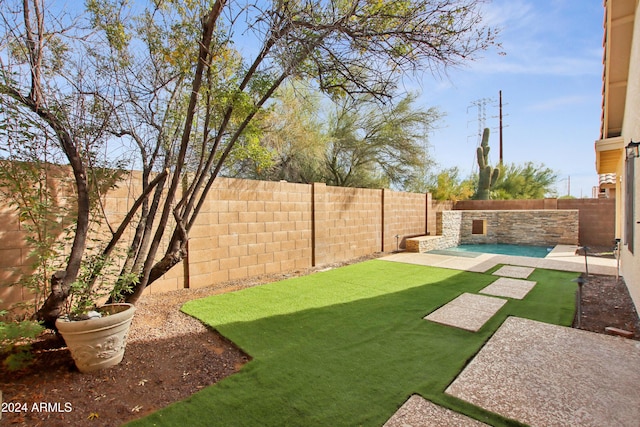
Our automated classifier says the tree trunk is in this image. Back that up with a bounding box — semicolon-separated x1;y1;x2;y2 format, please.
35;271;68;329
5;0;91;328
123;247;186;305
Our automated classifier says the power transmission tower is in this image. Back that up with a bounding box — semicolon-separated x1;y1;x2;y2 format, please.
467;97;494;173
467;92;509;170
467;97;493;145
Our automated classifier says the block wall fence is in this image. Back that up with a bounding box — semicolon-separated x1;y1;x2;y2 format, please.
0;176;430;307
0;171;615;308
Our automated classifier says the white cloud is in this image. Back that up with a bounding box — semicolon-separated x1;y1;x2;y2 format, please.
474;54;601;77
481;0;535;29
526;95;593;112
473;0;603;78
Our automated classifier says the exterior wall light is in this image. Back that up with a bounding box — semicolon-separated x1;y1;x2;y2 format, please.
626;140;640;159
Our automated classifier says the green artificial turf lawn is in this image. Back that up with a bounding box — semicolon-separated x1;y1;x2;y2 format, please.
127;260;578;427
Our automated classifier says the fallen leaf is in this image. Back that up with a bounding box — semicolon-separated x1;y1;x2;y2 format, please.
131;405;143;413
138;379;148;386
88;413;99;420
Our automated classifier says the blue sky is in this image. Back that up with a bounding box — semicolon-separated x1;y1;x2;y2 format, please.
409;0;605;198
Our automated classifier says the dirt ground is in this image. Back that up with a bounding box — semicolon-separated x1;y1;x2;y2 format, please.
2;254;639;427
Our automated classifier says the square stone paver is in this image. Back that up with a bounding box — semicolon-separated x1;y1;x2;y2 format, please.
383;395;489;427
493;265;534;279
480;277;536;300
424;293;507;332
452;292;507;311
446;317;640;427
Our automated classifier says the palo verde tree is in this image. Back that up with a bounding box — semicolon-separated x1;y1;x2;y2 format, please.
230;81;327;183
492;162;558;199
322;94;440;189
1;0;498;327
241;88;441;189
424;167;475;201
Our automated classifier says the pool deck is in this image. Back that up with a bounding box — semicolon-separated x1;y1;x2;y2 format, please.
380;244;617;276
380;245;640;427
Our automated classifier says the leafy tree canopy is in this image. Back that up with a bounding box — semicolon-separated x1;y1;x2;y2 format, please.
424;167;475;201
1;0;498;325
241;85;441;190
492;162;558;200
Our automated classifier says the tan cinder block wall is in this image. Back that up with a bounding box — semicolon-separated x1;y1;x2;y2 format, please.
101;171;183;295
185;178;313;290
382;190;428;251
0;205;31;307
0;167;187;304
2;170;432;308
558;199;616;247
313;185;383;265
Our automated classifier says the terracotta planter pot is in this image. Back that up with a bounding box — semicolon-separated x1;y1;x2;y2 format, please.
55;303;136;373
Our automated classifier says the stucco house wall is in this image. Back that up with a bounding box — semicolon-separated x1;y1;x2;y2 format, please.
619;0;640;310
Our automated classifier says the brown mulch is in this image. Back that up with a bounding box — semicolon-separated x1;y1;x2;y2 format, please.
1;254;639;427
577;273;640;339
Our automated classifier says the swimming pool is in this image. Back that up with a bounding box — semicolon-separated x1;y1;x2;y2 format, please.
437;243;553;258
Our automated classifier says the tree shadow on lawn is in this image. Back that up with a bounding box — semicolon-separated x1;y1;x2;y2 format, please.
126;261;578;427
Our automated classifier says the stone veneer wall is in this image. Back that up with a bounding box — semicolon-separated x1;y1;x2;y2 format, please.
436;211;463;248
405;210;461;253
454;199;614;247
437;210;579;247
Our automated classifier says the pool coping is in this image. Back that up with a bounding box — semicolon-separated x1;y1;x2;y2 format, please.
380;245;617;276
431;243;553;259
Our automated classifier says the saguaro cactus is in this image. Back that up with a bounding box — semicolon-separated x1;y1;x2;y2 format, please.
475;128;500;200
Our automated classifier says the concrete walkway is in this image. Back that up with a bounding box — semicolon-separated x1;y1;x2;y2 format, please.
446;317;640;427
380;247;640;426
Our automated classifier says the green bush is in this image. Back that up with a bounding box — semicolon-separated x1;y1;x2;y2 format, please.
0;307;44;371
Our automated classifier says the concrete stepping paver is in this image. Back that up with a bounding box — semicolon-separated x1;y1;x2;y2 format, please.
383;395;489;427
480;277;536;300
446;317;640;427
492;265;534;279
424;293;507;332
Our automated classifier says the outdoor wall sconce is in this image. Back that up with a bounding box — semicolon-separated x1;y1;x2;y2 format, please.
626;140;640;159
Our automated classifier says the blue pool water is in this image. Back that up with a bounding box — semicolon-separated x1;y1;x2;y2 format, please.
441;243;553;258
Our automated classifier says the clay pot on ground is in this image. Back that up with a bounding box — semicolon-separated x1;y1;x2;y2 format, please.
55;303;136;373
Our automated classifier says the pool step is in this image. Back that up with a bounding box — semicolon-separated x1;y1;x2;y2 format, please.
405;235;445;252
